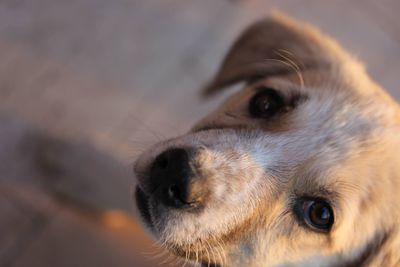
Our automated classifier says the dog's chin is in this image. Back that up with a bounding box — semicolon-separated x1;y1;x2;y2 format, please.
135;187;223;266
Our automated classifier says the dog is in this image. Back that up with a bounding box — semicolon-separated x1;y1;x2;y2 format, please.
134;14;400;267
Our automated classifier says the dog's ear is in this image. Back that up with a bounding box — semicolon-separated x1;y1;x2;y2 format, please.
203;14;349;96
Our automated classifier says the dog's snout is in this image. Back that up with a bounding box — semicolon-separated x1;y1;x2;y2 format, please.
150;148;207;209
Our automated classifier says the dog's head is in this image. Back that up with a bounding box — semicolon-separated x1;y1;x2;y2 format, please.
134;14;400;267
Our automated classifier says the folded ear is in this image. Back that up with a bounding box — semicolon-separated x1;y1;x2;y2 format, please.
203;13;350;96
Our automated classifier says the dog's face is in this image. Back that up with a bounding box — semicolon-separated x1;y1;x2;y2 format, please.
134;15;400;267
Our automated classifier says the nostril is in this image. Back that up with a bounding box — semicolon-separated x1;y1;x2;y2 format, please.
168;185;184;203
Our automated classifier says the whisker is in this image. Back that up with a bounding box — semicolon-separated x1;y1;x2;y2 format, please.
205;239;216;267
214;240;225;267
182;243;190;267
158;255;171;266
204;242;211;267
274;51;304;88
277;49;306;68
277;49;306;87
195;246;199;267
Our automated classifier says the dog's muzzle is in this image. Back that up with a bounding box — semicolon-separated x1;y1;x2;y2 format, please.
135;148;209;227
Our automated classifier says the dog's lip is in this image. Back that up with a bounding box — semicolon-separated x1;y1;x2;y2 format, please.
171;244;222;267
201;263;221;267
135;186;154;229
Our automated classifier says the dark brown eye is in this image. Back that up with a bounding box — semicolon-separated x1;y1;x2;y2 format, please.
296;198;334;232
249;88;284;118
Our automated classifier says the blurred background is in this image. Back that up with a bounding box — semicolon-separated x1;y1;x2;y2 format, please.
0;0;399;266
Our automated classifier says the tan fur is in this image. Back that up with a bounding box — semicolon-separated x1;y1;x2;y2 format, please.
134;14;400;267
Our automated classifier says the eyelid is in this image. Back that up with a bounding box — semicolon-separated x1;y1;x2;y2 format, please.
224;112;240;119
278;89;307;108
287;91;308;108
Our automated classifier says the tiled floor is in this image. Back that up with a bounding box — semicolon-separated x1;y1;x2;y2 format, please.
0;0;399;266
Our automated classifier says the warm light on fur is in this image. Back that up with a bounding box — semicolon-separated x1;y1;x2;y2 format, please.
134;14;400;267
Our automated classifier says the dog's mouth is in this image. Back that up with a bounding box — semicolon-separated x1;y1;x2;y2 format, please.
135;186;154;229
135;186;223;267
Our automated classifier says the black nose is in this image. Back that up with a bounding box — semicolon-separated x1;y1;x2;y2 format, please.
150;148;206;209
